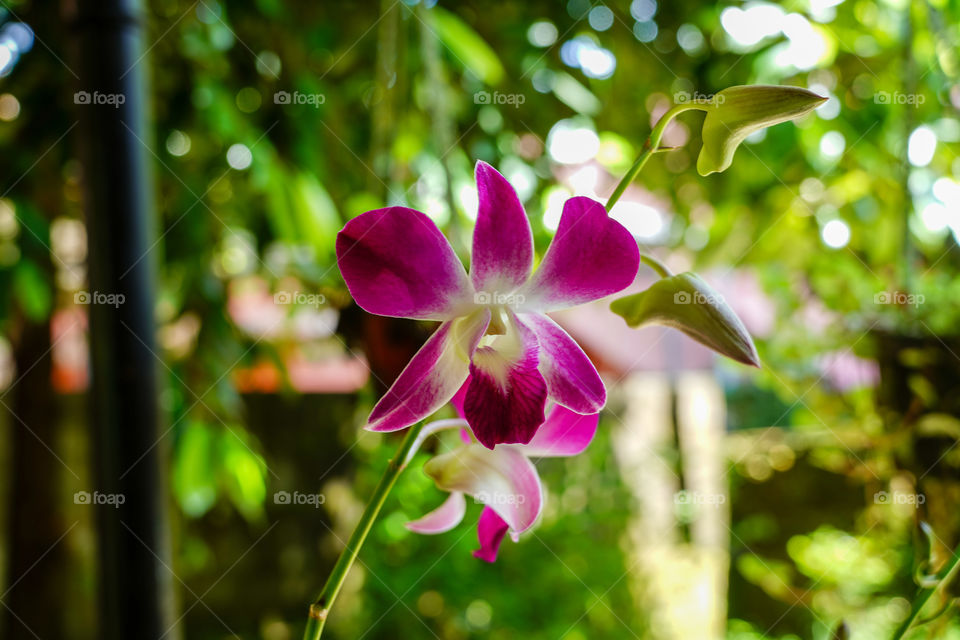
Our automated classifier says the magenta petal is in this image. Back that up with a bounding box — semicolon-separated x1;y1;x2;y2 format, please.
337;207;473;320
450;379;468;419
447;383;473;443
368;310;491;432
464;321;547;449
406;492;467;534
473;507;511;562
520;313;606;414
521;405;599;458
524;196;640;311
470;161;534;294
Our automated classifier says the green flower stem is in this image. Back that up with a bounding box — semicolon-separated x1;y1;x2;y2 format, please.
303;421;425;640
605;101;707;212
606;101;704;280
640;254;674;278
892;540;960;640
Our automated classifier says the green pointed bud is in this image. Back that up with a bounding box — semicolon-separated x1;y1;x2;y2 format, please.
610;272;760;367
696;85;827;176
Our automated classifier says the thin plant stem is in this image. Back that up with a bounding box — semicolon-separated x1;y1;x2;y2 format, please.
640;254;674;278
892;540;960;640
606;101;705;279
605;101;707;212
303;421;425;640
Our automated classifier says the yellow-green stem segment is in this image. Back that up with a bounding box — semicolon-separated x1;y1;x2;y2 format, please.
605;101;707;213
606;101;704;279
640;254;674;278
303;422;425;640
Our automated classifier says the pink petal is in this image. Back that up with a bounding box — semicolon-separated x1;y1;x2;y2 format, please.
523;196;640;311
337;207;473;320
423;443;543;534
368;310;490;432
464;319;547;449
473;507;511;562
450;379;468;419
519;312;606;414
406;492;467;534
470;161;534;294
447;383;473;443
521;405;599;458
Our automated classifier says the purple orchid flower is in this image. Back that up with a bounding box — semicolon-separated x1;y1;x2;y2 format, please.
405;398;598;562
336;161;639;449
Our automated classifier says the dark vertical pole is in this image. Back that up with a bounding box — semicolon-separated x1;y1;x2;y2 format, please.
66;1;175;638
3;320;65;639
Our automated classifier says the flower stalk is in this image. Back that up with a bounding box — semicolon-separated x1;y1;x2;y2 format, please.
303;421;425;640
640;254;673;279
606;102;704;282
605;101;707;212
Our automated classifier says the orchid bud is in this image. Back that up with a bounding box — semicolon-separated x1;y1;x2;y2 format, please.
696;85;827;176
610;272;760;367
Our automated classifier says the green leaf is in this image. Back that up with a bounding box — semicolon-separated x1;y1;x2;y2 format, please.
610;272;760;367
697;85;827;176
551;72;601;116
12;260;52;322
173;421;218;518
220;429;267;520
262;163;299;244
290;171;341;255
426;7;505;85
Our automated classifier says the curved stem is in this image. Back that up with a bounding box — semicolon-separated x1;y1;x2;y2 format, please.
303;421;425;640
640;254;674;278
892;540;960;640
605;101;707;212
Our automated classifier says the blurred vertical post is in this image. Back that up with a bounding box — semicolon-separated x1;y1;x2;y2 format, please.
65;0;175;638
613;373;681;637
676;371;730;640
615;371;729;640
